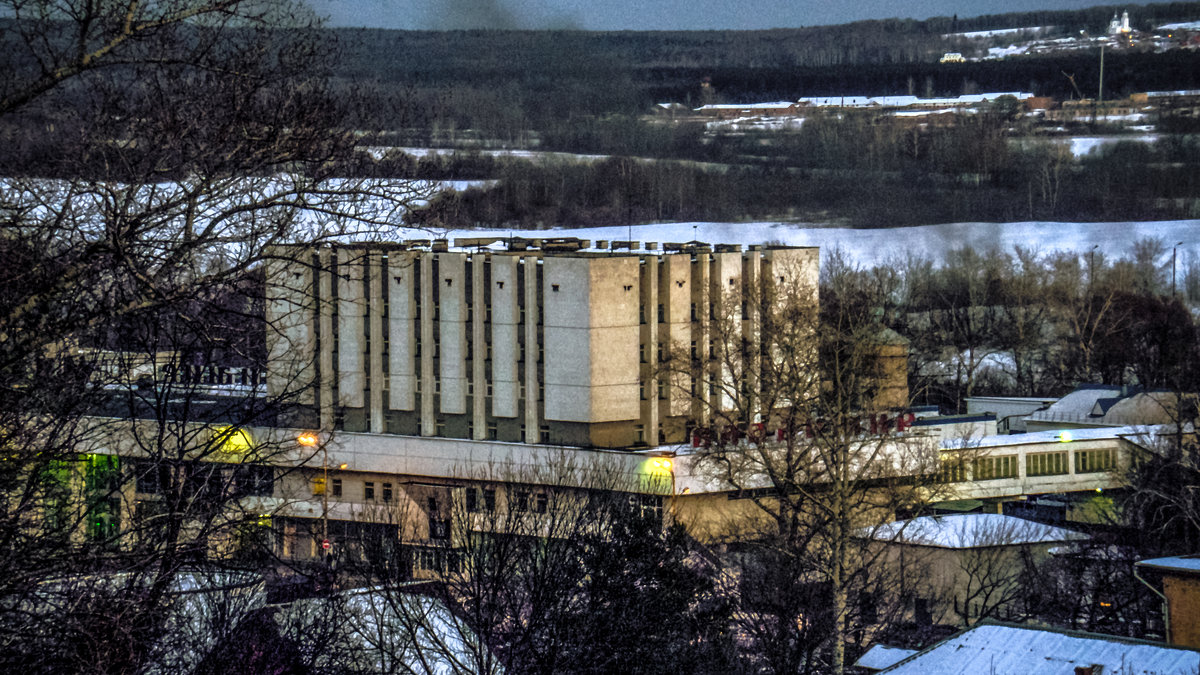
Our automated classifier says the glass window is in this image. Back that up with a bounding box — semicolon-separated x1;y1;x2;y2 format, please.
1027;451;1068;477
1076;448;1116;473
974;455;1018;480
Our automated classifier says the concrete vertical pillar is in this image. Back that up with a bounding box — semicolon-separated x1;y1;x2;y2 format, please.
490;255;519;419
438;253;466;415
387;251;416;412
523;255;540;443
472;255;487;440
643;254;659;445
420;252;435;436
317;248;335;430
367;250;385;434
337;248;365;409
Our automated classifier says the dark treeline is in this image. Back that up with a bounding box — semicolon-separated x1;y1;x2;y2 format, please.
327;2;1200;133
402;114;1200;227
339;46;1200;134
821;240;1200;413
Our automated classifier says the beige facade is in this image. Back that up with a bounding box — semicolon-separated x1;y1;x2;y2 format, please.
266;240;819;450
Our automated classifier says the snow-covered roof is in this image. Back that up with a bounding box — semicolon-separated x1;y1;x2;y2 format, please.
1145;90;1200;97
942;423;1166;450
863;514;1087;549
696;102;797;110
1137;555;1200;575
796;93;1031;109
879;623;1200;674
1027;384;1128;421
891;109;957;117
855;644;918;670
1026;385;1188;428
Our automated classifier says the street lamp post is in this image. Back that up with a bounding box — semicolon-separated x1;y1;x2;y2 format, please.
297;431;326;555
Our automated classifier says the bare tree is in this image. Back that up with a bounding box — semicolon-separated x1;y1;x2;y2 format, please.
324;455;734;675
0;2;432;671
662;258;942;674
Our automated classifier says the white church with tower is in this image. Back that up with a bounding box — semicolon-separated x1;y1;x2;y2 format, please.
1108;9;1132;35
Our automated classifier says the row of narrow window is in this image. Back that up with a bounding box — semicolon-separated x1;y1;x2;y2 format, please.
312;480;551;513
940;448;1117;482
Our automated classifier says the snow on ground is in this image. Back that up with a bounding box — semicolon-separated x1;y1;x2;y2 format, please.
1011;134;1160;157
1065;134;1160;156
944;26;1054;39
985;44;1030;59
397;220;1200;269
374;146;611;164
1158;20;1200;30
705;116;807;132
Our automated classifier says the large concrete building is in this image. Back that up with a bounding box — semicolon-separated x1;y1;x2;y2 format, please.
265;238;819;450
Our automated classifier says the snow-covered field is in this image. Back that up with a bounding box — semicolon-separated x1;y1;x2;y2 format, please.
398;220;1199;269
1158;20;1200;30
366;146;611;165
1010;134;1160;157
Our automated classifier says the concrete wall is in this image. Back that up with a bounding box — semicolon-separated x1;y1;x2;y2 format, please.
1166;575;1200;649
265;244;821;450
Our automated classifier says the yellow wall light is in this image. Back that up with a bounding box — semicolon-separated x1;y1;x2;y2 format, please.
643;456;674;475
297;431;320;447
1058;431;1073;443
215;426;255;454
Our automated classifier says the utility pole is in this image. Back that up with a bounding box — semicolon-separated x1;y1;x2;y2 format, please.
1173;241;1183;297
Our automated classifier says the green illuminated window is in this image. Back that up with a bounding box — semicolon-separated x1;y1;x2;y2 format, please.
938;454;968;483
974;455;1018;480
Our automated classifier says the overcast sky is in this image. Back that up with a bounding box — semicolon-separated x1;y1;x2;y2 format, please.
308;0;1119;31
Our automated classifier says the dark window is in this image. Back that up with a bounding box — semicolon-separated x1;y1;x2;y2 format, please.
183;463;223;504
535;493;548;514
136;461;171;494
382;483;393;502
513;491;529;512
364;481;375;501
915;598;932;626
232;465;273;498
332;478;342;498
483;487;496;512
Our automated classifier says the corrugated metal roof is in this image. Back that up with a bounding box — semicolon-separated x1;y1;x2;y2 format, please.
1137;555;1200;574
881;623;1200;674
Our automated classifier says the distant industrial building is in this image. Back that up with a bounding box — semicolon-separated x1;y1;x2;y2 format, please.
266;238;818;450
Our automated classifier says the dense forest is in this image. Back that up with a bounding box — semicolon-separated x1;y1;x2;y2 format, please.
5;3;1200;225
331;2;1200;132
